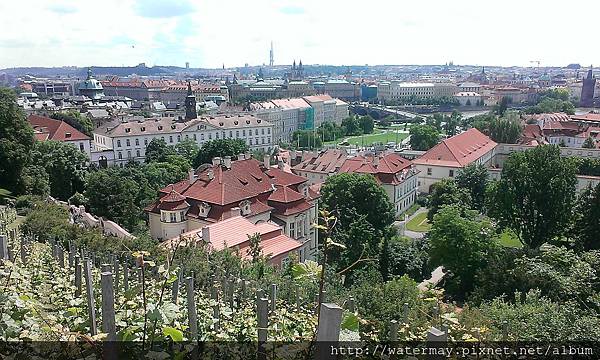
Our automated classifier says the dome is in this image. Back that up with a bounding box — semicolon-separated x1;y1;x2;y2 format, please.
78;68;104;91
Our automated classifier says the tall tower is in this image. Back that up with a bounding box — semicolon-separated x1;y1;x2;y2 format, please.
185;81;197;120
580;66;596;107
269;41;274;67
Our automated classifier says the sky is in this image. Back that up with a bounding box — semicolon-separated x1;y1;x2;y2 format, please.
1;0;599;69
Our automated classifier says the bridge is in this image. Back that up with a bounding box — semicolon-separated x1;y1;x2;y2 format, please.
349;103;421;122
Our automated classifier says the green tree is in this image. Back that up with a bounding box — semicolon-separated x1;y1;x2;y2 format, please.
386;236;432;281
427;179;472;220
486;145;577;249
85;168;140;230
0;87;35;193
409;124;440;151
429;205;497;296
573;183;600;250
144;157;190;190
174;138;200;163
29;140;88;200
341;116;362;136
320;173;395;273
291;130;322;149
145;138;175;163
493;96;510;116
582;136;595;149
193;138;249;167
358;115;374;134
443;111;461;136
488;112;522;143
455;163;489;210
51;110;94;136
21;165;50;197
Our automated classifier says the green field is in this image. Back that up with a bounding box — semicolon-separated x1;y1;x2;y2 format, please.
346;129;409;147
406;212;431;232
498;230;523;248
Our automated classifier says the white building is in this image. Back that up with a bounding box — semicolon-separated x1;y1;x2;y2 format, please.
413;128;497;193
93;114;274;165
454;92;483;106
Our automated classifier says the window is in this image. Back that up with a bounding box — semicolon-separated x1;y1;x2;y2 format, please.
136;150;140;157
268;128;271;134
243;130;246;136
117;139;121;147
79;143;84;151
126;139;130;147
249;138;253;145
236;130;239;138
229;131;233;138
161;212;165;222
135;138;139;146
144;138;148;145
261;128;265;135
127;151;131;158
209;133;212;140
255;129;258;135
170;212;176;222
201;134;205;140
216;132;219;139
193;134;197;140
179;211;185;221
177;135;181;142
449;169;454;177
169;136;173;143
118;152;122;159
427;168;432;176
289;222;296;239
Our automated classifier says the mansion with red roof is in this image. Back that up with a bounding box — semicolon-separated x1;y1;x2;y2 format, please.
145;154;319;262
413;128;497;193
28;114;92;158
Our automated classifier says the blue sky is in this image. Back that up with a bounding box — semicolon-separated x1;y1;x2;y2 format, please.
1;0;599;68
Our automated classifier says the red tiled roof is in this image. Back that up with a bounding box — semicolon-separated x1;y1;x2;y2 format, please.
571;113;600;123
268;186;304;203
271;199;312;216
163;216;301;263
292;149;348;174
241;234;302;260
28;114;90;141
156;188;190;211
413;128;497;168
340;153;416;185
265;167;305;186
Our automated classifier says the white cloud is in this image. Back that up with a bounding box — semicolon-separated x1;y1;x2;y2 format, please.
1;0;599;68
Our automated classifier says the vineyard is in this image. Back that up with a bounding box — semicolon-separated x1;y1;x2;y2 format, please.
3;202;588;359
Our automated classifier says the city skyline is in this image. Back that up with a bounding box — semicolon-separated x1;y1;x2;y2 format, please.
1;0;599;69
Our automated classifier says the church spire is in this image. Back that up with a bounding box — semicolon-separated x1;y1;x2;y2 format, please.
185;80;197;120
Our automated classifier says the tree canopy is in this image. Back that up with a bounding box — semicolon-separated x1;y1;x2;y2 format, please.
427;179;472;220
429;205;498;296
193;138;249;167
29;140;88;200
486;145;577;249
409;124;439;151
51;110;94;137
455;163;489;211
0;87;35;193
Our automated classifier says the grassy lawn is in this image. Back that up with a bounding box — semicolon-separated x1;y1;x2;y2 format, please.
346;129;409;147
498;230;523;248
406;212;431;232
398;203;420;220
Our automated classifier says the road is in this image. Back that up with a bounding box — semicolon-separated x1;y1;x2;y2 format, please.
394;207;427;239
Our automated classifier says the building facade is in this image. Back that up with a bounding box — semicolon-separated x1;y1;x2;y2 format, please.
93;114;274;165
146;155;319;260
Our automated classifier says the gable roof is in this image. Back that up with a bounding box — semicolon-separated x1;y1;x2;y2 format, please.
413;128;496;168
292;149;348;174
28;114;90;141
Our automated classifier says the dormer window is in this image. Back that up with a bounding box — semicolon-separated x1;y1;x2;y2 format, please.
65;132;72;138
246;120;250;124
158;126;163;130
234;121;238;125
219;122;224;126
240;200;251;216
125;128;131;133
141;127;145;132
171;125;176;129
199;202;211;218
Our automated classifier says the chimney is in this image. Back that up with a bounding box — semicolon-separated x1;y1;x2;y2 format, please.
223;156;232;169
230;207;241;217
207;169;214;180
278;159;284;170
237;153;245;161
263;154;271;168
188;169;196;183
212;157;222;167
373;156;380;167
201;226;210;243
245;151;252;160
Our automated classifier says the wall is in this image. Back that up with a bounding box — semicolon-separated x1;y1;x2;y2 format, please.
71;205;134;239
